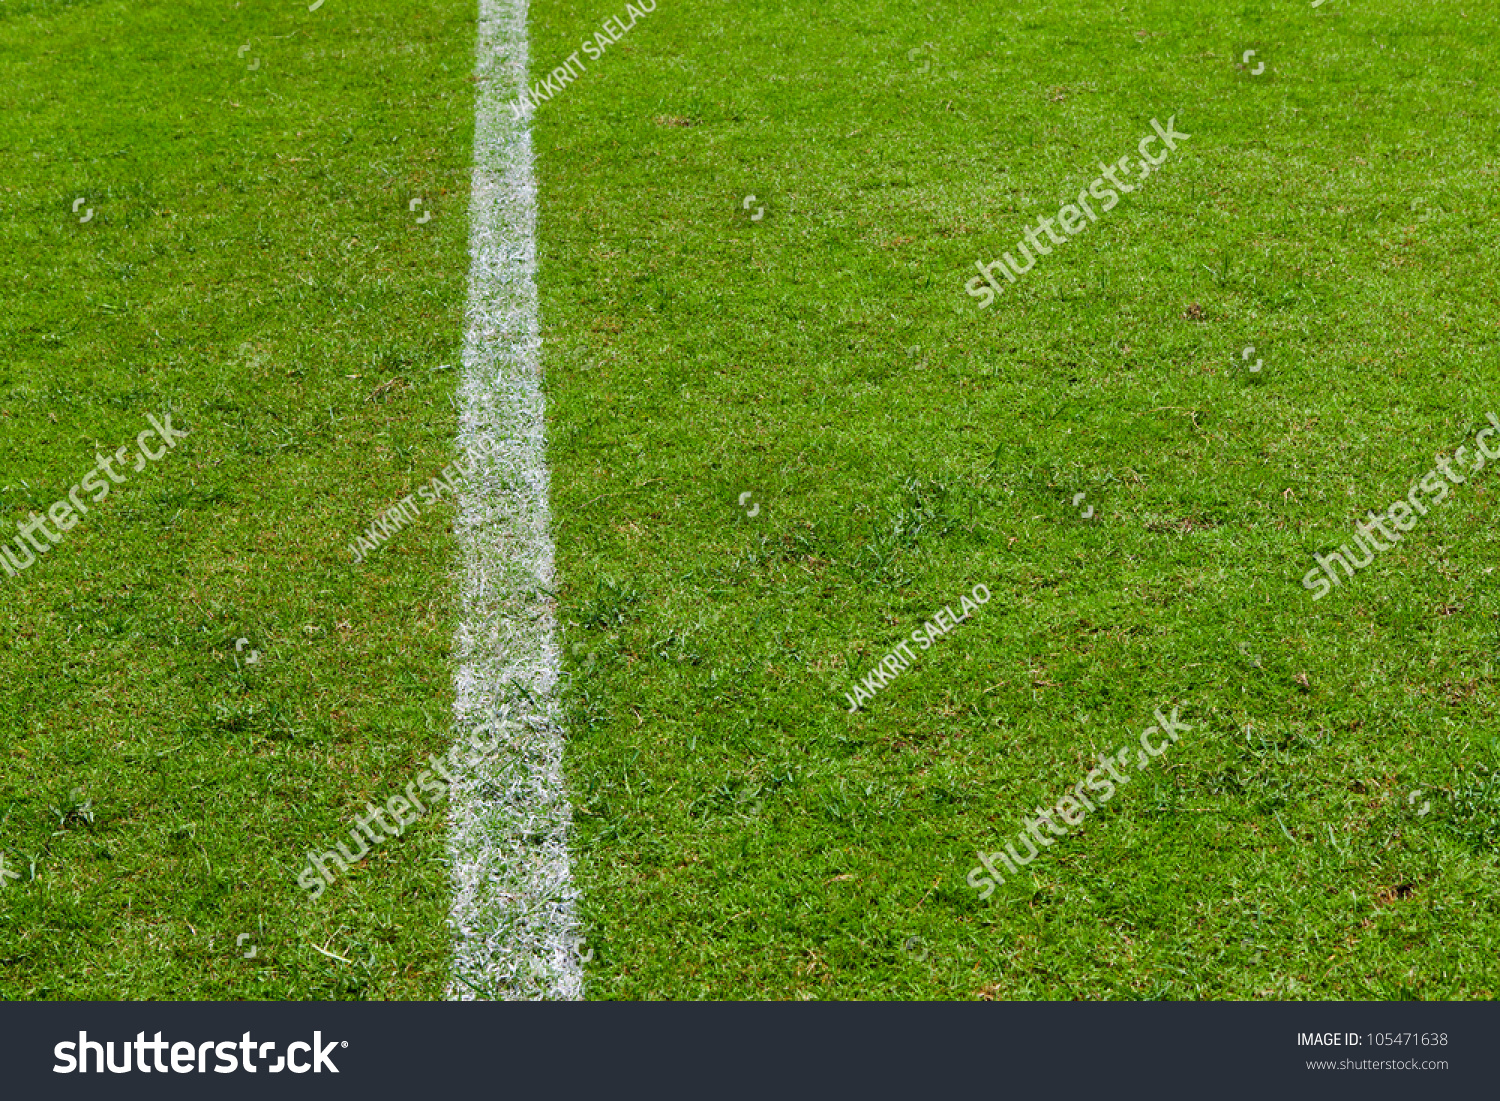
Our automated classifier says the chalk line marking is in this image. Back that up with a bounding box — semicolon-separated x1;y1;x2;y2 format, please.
448;0;583;1001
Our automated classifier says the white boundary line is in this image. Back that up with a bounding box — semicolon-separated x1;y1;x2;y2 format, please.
447;0;582;1001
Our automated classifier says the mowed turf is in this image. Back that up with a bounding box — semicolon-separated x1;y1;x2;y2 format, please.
4;0;1498;1003
0;0;480;996
537;0;1500;996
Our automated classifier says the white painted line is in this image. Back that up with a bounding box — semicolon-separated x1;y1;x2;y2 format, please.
447;0;582;1001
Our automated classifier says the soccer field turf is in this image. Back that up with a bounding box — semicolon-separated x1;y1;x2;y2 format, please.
3;0;1498;1000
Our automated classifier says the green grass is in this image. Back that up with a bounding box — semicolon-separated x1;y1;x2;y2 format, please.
539;0;1500;997
0;0;478;996
4;0;1498;1001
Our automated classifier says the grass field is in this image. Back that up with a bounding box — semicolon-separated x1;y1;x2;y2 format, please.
4;0;1499;1000
0;0;476;997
